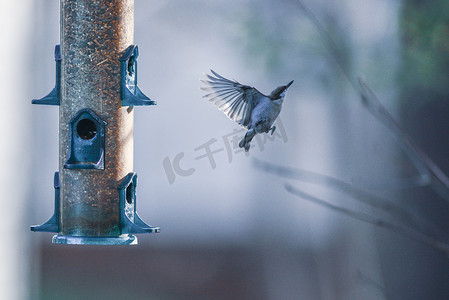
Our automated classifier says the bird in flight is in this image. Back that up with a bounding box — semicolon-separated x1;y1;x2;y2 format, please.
201;70;293;151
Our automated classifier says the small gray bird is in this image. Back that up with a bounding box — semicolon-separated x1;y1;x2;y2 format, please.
201;70;293;151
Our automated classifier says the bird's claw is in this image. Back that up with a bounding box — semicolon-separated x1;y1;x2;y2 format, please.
270;126;276;135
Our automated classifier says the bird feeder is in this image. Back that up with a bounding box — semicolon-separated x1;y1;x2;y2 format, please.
31;0;159;245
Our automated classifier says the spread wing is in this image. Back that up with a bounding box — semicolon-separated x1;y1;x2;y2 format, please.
201;70;263;129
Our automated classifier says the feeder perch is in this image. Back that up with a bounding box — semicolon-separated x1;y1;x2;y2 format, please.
32;45;61;106
120;45;156;107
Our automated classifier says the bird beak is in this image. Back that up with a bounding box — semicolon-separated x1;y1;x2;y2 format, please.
286;80;294;88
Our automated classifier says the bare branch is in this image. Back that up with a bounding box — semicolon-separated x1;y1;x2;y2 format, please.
253;158;445;238
294;0;357;89
294;0;449;201
285;183;449;255
358;79;449;201
356;271;392;298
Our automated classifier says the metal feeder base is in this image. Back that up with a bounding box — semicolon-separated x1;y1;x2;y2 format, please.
52;234;137;245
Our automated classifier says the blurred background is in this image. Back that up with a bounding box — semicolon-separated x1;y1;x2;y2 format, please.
2;0;449;299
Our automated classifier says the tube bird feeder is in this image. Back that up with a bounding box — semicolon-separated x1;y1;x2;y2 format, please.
31;0;159;245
